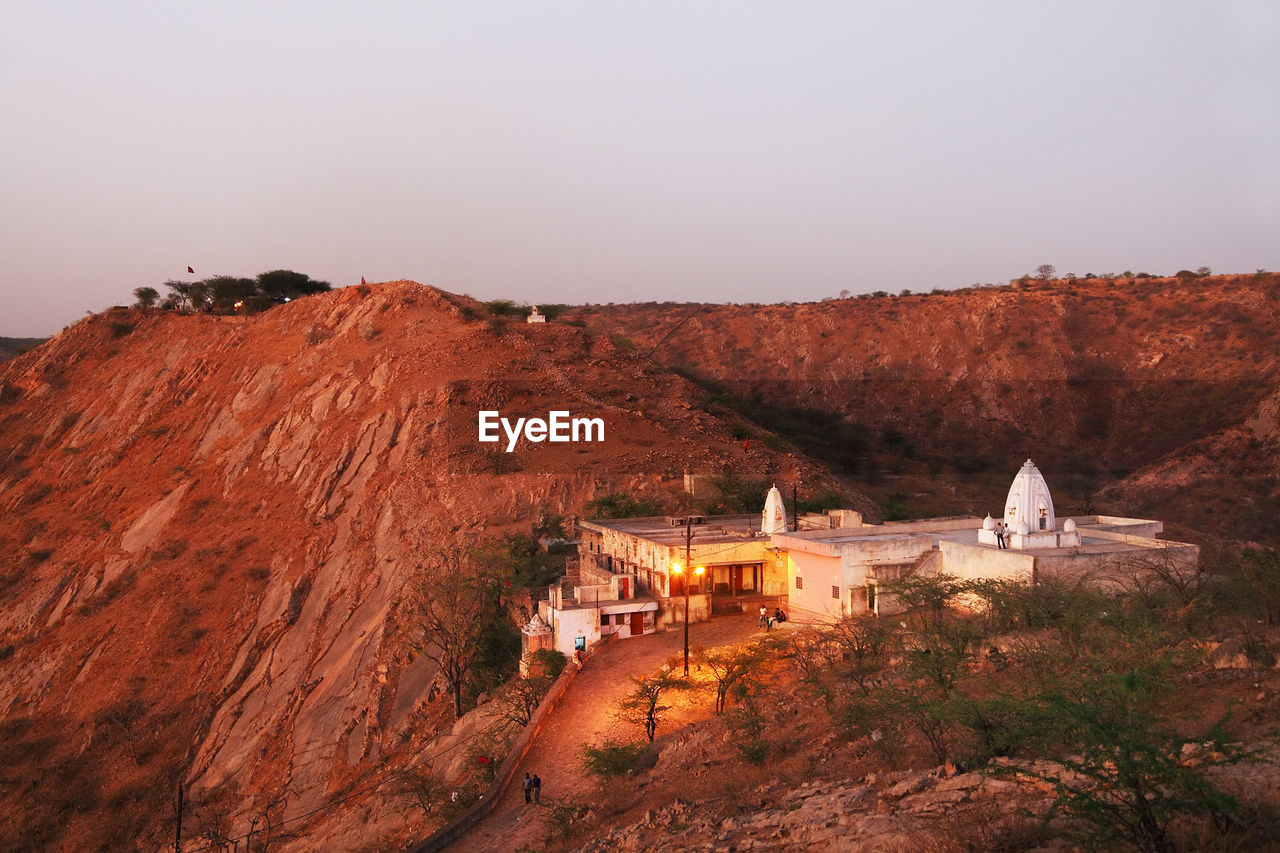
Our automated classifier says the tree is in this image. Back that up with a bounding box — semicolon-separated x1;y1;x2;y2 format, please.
696;646;760;714
827;612;892;695
495;673;553;727
405;548;505;718
257;269;332;300
1019;675;1237;853
162;279;194;311
204;276;258;313
1036;264;1057;280
132;286;159;309
620;673;686;741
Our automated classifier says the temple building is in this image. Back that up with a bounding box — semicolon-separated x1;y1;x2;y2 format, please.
775;459;1194;620
524;460;1197;659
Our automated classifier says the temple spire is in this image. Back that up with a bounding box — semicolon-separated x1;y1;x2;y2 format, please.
762;484;788;534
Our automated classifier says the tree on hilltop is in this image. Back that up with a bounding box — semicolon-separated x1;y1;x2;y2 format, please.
151;269;332;315
257;269;332;300
1036;264;1057;280
132;286;159;309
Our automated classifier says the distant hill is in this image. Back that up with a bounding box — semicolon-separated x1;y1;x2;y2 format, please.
0;337;46;361
574;273;1280;544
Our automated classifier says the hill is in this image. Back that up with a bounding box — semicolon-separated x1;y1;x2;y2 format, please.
0;282;840;849
2;273;1278;849
0;337;47;362
574;274;1280;544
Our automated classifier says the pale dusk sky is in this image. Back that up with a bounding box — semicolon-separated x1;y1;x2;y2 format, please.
2;1;1277;336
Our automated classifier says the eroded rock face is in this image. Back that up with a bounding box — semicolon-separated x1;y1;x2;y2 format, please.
0;283;840;849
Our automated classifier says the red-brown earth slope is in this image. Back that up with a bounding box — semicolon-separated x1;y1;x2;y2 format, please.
0;282;839;850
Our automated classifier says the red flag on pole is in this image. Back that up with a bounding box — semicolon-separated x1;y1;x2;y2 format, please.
744;438;749;452
187;266;194;274
360;276;366;285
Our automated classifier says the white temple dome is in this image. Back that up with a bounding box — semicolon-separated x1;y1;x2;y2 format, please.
982;514;995;530
1063;518;1077;533
1003;459;1057;534
762;484;788;534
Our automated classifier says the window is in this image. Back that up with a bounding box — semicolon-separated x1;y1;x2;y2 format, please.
795;576;804;590
601;614;610;626
832;585;840;599
867;583;877;612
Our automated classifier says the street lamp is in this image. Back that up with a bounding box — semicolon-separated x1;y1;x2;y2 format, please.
671;562;705;676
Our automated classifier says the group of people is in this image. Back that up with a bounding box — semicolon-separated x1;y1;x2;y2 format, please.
758;605;787;630
994;521;1010;549
521;772;542;804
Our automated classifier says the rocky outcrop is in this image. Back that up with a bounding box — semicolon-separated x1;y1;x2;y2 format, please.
575;764;1068;852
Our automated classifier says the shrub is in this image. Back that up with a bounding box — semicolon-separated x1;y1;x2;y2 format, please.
581;741;646;779
484;299;525;317
736;738;770;766
584;491;660;519
529;647;568;679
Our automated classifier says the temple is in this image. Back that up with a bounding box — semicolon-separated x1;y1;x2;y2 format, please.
524;461;1197;659
762;484;788;534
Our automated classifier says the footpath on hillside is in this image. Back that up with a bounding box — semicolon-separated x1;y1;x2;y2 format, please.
447;612;766;852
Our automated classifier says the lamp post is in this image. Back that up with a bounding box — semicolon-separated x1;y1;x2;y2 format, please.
671;562;705;676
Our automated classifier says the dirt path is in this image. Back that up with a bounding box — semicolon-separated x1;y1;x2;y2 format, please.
448;612;767;851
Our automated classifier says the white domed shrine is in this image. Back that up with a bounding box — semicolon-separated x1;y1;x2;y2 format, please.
978;459;1081;549
762;484;788;534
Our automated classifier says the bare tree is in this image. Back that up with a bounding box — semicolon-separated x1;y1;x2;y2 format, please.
1036;264;1057;280
696;646;760;714
620;673;686;741
495;673;553;727
405;548;503;718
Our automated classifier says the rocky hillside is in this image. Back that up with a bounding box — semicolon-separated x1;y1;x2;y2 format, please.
0;282;838;850
575;274;1280;543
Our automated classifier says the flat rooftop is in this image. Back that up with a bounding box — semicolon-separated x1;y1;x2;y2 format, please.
579;514;765;547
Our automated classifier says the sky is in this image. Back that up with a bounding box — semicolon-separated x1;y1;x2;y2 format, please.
2;1;1278;337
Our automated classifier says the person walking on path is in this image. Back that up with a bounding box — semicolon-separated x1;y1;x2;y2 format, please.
522;773;532;804
532;774;542;804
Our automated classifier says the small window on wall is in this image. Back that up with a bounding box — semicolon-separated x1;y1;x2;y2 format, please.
867;583;877;612
795;576;804;590
832;585;840;599
600;614;610;626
